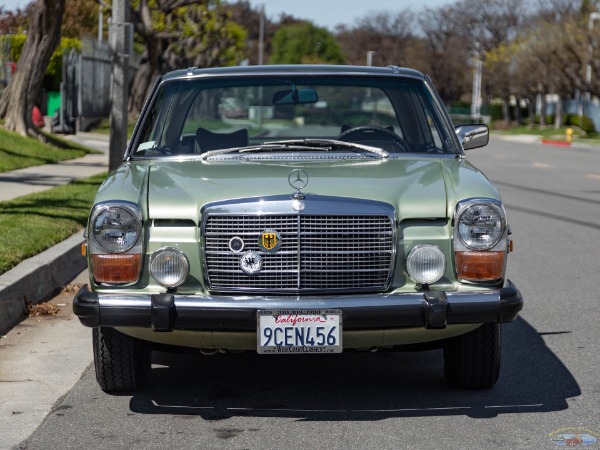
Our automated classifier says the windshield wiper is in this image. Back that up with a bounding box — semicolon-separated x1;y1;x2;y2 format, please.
264;139;389;158
200;142;331;160
200;139;389;160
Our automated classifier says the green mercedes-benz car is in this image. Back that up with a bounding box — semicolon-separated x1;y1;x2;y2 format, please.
73;65;523;392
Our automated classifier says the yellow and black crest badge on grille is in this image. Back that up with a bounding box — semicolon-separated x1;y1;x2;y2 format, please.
258;230;281;253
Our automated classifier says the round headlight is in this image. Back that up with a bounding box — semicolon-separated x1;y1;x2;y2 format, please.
406;244;446;285
150;247;189;288
456;203;505;250
92;205;141;253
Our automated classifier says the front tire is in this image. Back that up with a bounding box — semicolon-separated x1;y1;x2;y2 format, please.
93;327;149;392
443;323;501;389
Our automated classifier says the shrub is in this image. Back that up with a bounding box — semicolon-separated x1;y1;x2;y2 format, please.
0;34;81;91
533;114;555;125
489;104;503;121
564;114;596;133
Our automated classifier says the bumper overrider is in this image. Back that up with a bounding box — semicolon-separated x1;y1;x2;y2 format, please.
73;280;523;332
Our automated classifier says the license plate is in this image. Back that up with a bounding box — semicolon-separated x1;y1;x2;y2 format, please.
257;309;342;354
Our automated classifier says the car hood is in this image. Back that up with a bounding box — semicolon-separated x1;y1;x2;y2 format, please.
144;157;451;222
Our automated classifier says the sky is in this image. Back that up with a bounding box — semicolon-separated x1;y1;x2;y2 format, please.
2;0;454;30
235;0;454;29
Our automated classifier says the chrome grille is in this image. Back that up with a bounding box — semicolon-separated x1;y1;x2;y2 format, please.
204;214;394;292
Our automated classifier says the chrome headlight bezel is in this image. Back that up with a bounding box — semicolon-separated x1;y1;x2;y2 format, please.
454;199;506;251
89;201;143;254
150;247;190;288
406;244;446;285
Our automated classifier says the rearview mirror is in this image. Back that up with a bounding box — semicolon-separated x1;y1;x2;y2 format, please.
455;124;489;150
272;88;318;105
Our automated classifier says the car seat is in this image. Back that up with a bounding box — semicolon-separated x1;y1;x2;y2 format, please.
196;127;248;152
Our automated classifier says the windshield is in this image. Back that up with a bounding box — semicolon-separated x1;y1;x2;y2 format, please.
132;75;457;157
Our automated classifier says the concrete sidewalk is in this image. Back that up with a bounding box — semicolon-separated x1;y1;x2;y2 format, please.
0;132;109;335
0;131;109;200
0;269;93;450
0;152;108;202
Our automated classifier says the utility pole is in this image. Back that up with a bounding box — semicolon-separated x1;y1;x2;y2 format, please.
471;42;482;122
367;50;375;66
98;5;103;43
258;4;265;66
108;0;131;171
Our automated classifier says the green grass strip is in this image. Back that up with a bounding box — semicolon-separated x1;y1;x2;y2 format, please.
494;125;598;140
0;128;97;173
0;173;106;276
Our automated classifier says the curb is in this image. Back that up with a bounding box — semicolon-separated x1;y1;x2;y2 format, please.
0;232;86;336
541;139;572;147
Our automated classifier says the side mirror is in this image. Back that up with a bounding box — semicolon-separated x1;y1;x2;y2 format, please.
455;124;489;150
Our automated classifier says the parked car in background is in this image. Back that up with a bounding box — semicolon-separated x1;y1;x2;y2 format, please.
73;65;523;392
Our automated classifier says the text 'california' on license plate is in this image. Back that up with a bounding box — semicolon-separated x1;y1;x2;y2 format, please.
257;309;342;354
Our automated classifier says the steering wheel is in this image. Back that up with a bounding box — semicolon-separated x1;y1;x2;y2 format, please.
337;125;408;152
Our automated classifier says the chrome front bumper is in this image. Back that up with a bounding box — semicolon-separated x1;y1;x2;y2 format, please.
73;280;523;332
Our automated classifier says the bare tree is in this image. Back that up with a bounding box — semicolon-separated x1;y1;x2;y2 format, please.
450;0;530;124
0;5;29;34
418;6;469;104
336;10;417;67
535;0;582;21
0;0;65;136
508;12;583;129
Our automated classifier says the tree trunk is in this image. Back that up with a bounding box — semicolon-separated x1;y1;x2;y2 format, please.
0;0;65;136
528;96;535;129
0;65;29;135
129;60;159;115
129;1;160;116
554;98;563;129
502;98;510;126
540;94;547;129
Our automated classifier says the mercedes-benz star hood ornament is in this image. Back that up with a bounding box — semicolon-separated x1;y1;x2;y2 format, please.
288;168;308;211
288;168;309;191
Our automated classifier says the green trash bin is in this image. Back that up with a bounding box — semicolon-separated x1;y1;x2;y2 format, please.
47;91;60;118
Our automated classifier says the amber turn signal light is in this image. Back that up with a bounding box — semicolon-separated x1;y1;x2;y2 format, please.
91;254;142;283
455;251;504;281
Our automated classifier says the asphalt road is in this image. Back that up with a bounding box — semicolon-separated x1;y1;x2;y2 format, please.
17;136;600;449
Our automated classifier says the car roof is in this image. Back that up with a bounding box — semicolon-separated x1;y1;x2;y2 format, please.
161;64;427;82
